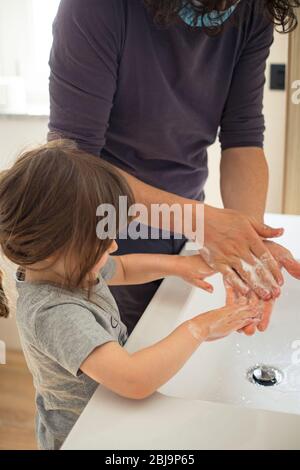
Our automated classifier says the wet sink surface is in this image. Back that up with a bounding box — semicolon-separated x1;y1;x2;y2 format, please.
159;271;300;416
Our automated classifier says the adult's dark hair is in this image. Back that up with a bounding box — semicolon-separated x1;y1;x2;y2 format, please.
144;0;300;33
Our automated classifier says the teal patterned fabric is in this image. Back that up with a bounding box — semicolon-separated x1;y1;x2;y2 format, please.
179;1;240;28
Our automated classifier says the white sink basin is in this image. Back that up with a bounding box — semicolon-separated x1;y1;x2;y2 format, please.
159;271;300;416
63;215;300;450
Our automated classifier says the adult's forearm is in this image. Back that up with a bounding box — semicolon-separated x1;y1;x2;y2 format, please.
116;166;201;239
220;147;269;223
111;157;284;299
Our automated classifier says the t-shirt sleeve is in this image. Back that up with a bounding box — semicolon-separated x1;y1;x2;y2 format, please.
48;0;125;156
219;8;274;151
35;303;116;377
100;256;117;281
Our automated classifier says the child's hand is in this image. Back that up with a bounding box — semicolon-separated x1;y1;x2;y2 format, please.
225;279;274;336
187;284;263;342
178;255;215;293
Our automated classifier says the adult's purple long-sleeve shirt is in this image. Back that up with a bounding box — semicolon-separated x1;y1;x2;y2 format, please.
48;0;273;201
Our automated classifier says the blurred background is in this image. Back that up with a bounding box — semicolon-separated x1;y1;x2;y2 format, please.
0;0;299;450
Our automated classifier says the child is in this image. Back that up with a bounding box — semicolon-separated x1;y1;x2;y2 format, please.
0;140;262;450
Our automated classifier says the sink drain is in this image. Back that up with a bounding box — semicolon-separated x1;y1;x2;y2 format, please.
247;365;284;387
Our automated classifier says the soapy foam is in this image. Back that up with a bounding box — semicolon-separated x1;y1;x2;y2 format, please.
187;306;259;342
200;247;278;293
240;256;277;291
224;267;248;291
187;320;205;342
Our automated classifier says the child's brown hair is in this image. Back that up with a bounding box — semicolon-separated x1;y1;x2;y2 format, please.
0;140;135;317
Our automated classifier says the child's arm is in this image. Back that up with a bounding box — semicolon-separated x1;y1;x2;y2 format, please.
81;287;262;400
107;254;215;292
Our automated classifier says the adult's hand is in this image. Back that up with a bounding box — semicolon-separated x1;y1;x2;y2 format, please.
240;298;274;336
238;241;300;336
263;240;300;279
200;205;284;300
112;166;284;300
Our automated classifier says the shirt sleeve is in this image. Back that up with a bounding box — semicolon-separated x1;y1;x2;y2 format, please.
48;0;125;156
219;7;274;151
35;303;116;377
100;256;117;281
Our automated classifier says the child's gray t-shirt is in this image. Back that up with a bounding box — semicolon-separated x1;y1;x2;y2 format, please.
15;256;128;450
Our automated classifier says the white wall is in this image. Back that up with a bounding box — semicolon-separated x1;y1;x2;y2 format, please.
0;115;48;166
0;0;59;113
264;32;289;213
0;33;289;350
0;0;30;77
205;31;289;211
0;116;48;350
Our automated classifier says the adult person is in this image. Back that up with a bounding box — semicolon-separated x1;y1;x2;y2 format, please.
48;0;300;334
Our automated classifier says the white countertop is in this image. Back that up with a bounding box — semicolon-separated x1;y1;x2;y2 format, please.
62;214;300;450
